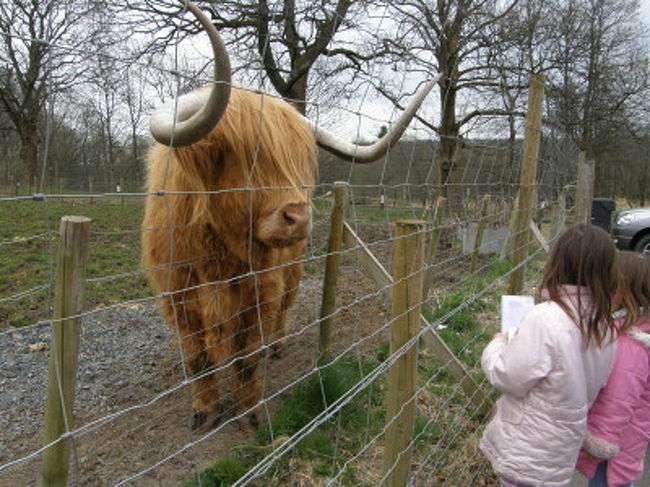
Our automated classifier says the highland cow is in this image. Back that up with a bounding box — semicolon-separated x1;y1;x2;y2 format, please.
142;0;436;429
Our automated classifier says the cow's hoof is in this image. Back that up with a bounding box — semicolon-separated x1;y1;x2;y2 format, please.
270;342;285;359
191;410;223;431
191;411;207;430
236;411;259;433
192;401;236;431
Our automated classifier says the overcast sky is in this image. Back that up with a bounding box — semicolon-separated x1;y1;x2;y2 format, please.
166;2;650;142
642;0;650;21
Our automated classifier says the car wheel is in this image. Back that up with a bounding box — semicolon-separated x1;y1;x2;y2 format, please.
634;234;650;254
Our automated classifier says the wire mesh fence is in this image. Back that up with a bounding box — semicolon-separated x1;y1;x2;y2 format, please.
0;6;584;486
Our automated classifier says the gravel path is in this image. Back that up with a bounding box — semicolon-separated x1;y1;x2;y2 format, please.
0;227;394;485
0;303;173;467
0;273;333;485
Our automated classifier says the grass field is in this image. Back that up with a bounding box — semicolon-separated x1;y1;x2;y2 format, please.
0;195;438;329
0;196;150;328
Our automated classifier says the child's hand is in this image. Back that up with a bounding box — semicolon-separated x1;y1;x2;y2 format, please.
580;448;600;462
493;332;506;340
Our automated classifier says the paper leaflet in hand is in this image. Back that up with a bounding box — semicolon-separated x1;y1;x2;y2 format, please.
500;295;535;337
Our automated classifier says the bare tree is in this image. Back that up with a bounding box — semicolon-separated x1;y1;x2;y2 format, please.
549;0;648;157
382;0;647;200
0;1;102;190
484;0;556;177
89;54;128;191
501;0;649;195
128;0;390;115
121;67;152;190
381;0;520;195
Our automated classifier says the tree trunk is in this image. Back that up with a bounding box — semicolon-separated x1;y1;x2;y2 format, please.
130;133;139;193
437;77;459;202
287;72;308;115
436;12;462;206
19;129;39;192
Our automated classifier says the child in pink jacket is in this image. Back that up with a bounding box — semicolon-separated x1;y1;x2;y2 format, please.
576;251;650;487
480;225;618;486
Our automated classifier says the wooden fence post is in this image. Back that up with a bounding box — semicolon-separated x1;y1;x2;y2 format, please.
383;220;425;487
119;177;125;205
470;195;490;273
550;190;567;241
508;74;545;295
318;182;349;364
41;216;91;487
422;196;447;300
341;221;493;417
500;192;519;260
575;154;595;225
88;176;94;205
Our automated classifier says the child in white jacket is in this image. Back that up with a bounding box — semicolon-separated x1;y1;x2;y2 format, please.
480;224;618;486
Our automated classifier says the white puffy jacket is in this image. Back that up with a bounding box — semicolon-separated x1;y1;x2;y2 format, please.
480;287;616;486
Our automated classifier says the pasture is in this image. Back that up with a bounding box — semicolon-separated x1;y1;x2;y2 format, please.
0;197;150;328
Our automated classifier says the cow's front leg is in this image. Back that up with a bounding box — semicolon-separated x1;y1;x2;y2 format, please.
230;307;266;430
162;291;221;429
195;283;240;429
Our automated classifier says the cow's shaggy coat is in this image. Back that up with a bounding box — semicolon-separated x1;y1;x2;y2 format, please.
142;88;317;425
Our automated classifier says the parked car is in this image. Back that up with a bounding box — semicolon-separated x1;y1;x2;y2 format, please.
611;207;650;254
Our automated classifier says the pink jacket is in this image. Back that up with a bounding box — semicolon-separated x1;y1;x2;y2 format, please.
480;286;616;486
575;317;650;486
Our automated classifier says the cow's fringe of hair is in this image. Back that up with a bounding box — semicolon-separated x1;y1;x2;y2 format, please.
146;88;317;229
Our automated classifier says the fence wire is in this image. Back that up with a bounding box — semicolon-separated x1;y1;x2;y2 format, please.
0;8;582;486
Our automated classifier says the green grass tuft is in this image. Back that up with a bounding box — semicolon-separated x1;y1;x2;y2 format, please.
190;356;384;485
258;357;377;444
432;292;478;332
298;430;336;458
182;457;248;487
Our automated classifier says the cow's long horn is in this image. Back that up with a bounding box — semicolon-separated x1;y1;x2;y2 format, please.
149;0;231;147
307;76;440;163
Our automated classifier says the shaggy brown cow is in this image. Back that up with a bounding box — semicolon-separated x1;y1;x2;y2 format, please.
142;0;436;429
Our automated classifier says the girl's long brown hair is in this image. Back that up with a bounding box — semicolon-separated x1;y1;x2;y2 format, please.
539;224;617;347
616;251;650;333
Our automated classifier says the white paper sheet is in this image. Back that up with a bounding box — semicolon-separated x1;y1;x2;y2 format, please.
501;295;535;333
